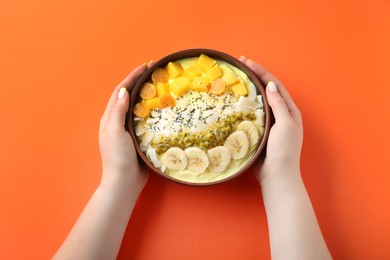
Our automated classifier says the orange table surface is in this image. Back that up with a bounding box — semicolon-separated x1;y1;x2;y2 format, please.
1;0;389;259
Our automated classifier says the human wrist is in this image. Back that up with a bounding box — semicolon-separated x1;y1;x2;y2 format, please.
100;167;145;197
259;164;303;193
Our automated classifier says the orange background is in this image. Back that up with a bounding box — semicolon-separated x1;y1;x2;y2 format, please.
1;0;389;259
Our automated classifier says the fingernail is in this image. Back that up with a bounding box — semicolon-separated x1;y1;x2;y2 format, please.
149;60;154;63
143;62;148;67
268;81;277;93
118;88;127;99
240;55;246;59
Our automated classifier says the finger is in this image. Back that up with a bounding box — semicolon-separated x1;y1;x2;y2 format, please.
147;60;155;68
100;64;148;131
106;87;130;133
244;59;302;126
266;81;292;122
239;55;247;63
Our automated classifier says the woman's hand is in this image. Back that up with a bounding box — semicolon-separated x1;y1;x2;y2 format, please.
54;63;154;260
239;56;303;185
240;56;331;260
99;63;152;191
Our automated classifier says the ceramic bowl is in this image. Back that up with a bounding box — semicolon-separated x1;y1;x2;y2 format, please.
127;49;271;186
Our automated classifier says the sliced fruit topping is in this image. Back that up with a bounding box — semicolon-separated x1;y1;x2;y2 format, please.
163;147;188;171
236;121;259;148
140;82;157;100
133;102;150;117
152;68;169;83
224;131;249;160
209;78;226;96
185;147;209;173
207;146;232;173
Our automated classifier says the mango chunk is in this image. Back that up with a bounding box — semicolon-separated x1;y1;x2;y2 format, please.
206;64;222;81
221;72;239;86
166;62;183;79
183;66;202;80
156;83;170;96
170;76;190;97
158;94;176;108
145;97;160;110
219;64;234;75
191;76;210;92
231;82;248;96
194;54;216;73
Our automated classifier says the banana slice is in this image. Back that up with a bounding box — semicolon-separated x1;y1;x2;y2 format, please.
224;131;249;160
163;147;188;171
207;146;232;173
184;147;209;173
236;121;259;148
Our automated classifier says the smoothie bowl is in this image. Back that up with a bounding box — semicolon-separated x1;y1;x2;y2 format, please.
127;49;271;186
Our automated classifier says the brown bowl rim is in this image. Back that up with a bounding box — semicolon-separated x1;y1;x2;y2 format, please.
127;48;271;186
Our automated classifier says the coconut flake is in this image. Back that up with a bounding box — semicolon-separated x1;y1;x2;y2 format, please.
193;119;208;132
235;96;261;112
140;132;154;149
147;147;161;168
146;117;159;124
135;123;145;136
247;83;257;101
256;95;263;108
193;109;201;120
206;114;217;125
255;109;265;127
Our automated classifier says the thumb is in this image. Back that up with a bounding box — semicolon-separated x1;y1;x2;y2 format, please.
107;87;130;132
266;81;291;122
